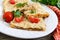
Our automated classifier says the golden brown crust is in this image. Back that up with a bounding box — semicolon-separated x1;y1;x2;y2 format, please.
10;23;46;31
10;18;46;31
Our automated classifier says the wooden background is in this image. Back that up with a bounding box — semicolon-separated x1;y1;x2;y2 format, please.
0;33;54;40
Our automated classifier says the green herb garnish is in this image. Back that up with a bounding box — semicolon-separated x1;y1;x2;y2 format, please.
31;0;60;8
31;0;58;6
30;10;36;14
16;3;27;8
31;0;41;2
57;0;60;9
12;9;22;17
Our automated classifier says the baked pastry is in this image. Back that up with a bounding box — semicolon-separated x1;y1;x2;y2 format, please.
3;0;49;31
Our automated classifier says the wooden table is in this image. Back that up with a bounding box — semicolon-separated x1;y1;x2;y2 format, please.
0;33;54;40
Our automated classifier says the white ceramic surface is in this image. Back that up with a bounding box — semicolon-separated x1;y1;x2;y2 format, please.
0;0;58;39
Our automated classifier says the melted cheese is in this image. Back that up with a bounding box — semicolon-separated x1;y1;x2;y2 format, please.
3;0;29;12
10;18;46;30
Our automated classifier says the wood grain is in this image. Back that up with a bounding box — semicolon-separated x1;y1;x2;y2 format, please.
0;33;54;40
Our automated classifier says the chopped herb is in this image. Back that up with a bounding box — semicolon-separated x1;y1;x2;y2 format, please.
30;10;36;14
31;0;37;2
16;3;27;8
12;9;22;17
31;0;41;2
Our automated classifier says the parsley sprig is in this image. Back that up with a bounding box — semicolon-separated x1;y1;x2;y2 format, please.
16;3;27;8
12;10;22;17
30;10;36;14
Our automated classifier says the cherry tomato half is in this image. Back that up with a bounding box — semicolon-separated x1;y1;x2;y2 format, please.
28;16;40;23
3;12;13;23
14;16;24;23
9;0;15;4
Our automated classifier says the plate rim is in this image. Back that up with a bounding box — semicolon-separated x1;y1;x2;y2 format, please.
0;1;58;39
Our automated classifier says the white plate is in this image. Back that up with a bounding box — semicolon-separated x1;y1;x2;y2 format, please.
0;0;58;39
